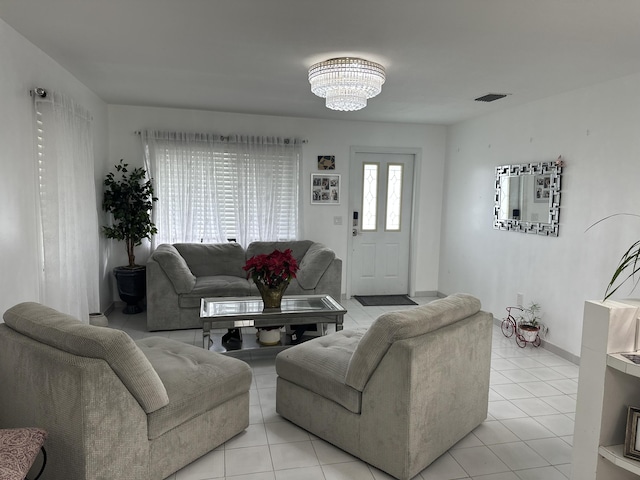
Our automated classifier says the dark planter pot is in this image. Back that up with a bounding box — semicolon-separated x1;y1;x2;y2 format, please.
113;266;146;314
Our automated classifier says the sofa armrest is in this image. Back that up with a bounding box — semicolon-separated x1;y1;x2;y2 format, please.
312;257;342;302
296;243;336;290
150;244;196;294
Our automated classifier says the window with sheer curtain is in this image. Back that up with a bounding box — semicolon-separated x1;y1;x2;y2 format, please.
33;91;99;322
141;131;301;248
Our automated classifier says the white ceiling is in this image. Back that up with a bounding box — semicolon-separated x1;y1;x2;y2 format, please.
2;0;640;125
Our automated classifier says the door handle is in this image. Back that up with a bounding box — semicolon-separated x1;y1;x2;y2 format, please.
352;228;358;237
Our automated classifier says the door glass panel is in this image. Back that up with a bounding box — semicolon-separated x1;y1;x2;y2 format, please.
385;164;403;231
362;163;379;231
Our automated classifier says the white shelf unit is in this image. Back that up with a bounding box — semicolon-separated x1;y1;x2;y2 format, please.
598;444;640;476
572;300;640;480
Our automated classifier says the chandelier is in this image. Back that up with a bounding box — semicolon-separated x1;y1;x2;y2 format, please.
308;57;386;111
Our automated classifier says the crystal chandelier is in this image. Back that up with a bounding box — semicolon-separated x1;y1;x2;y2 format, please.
308;57;386;111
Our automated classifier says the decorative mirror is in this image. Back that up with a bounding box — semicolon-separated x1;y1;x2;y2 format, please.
493;160;563;236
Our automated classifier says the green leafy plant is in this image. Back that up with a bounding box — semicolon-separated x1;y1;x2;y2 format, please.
587;213;640;300
516;301;549;339
517;302;543;328
102;159;158;268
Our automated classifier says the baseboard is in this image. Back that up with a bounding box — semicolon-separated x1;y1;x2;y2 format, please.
413;291;441;298
492;317;579;365
104;302;117;316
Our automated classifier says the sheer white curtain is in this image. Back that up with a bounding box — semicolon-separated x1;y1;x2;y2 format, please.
34;91;99;322
141;131;301;248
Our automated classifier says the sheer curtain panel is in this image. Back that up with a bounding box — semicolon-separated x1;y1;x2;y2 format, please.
34;91;99;322
141;131;301;248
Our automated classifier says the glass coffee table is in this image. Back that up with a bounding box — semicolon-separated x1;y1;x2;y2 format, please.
200;294;346;354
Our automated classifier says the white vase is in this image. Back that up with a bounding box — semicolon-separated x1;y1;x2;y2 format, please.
518;324;539;342
258;328;281;346
89;313;108;327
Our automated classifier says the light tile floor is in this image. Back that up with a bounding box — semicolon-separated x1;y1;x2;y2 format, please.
107;297;575;480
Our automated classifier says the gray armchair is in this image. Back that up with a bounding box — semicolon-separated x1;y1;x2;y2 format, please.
275;293;493;480
0;302;252;480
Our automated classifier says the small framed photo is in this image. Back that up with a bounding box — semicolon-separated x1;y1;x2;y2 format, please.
311;173;340;205
318;155;335;170
534;174;551;203
624;405;640;460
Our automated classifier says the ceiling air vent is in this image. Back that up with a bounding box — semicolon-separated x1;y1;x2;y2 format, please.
475;93;509;102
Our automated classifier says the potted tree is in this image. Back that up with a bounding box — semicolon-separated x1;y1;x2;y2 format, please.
102;159;158;314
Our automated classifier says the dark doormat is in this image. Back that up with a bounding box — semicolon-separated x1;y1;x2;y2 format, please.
353;295;418;307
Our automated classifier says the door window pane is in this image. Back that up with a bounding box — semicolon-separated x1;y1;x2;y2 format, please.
385;164;403;231
362;163;379;231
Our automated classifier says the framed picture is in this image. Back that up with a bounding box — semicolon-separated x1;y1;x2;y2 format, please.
311;173;340;205
624;405;640;460
318;155;335;170
533;174;551;203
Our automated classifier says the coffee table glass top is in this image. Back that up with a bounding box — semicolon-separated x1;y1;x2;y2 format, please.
201;294;345;318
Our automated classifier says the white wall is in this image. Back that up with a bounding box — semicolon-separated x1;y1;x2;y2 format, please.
107;105;447;299
0;19;110;317
440;72;640;357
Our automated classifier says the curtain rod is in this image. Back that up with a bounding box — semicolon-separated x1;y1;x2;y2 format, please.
134;131;308;143
30;87;47;98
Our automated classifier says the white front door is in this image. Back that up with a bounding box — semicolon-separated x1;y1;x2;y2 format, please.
349;152;414;295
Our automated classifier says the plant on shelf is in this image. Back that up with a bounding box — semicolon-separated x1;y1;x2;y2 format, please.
516;302;547;342
102;159;158;313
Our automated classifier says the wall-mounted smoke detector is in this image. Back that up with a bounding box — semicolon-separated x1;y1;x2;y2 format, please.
474;93;510;102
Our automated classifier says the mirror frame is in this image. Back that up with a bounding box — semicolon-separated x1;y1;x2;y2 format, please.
493;161;562;237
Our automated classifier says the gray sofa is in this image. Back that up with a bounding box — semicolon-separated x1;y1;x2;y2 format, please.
275;293;493;480
146;240;342;331
0;302;252;480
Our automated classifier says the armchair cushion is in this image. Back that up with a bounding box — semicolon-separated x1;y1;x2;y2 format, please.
276;329;364;413
296;243;336;290
345;293;481;391
153;244;196;293
4;302;169;413
138;337;252;439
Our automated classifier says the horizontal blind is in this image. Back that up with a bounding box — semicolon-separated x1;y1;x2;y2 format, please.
143;131;300;247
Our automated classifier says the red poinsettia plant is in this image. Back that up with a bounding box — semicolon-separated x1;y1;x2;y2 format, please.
243;249;299;288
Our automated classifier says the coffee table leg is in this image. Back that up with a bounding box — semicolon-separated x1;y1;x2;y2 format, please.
203;321;211;349
336;314;344;331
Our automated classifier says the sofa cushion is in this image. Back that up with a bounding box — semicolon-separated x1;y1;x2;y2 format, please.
296;243;336;290
345;293;482;391
153;244;197;293
138;337;252;440
246;241;313;265
174;243;247;277
179;276;252;308
275;329;364;413
4;302;169;413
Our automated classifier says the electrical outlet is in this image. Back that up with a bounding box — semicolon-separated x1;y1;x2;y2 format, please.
516;293;524;306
